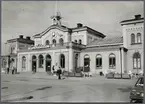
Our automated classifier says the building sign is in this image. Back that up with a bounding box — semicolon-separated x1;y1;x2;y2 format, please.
28;44;50;50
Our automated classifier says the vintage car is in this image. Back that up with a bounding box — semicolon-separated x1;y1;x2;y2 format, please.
130;77;144;103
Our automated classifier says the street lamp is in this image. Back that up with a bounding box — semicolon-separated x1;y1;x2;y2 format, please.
119;48;122;79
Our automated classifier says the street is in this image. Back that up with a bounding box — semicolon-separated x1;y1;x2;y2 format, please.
1;73;137;102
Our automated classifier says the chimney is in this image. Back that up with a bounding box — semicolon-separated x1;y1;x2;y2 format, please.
135;14;141;20
26;36;31;40
77;23;83;28
19;35;23;39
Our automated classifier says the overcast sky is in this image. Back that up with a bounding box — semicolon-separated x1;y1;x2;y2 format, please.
1;1;143;55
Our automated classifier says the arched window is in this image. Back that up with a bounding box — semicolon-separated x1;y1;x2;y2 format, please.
59;38;64;45
75;40;77;43
22;56;26;68
79;39;82;44
133;52;141;69
52;39;56;46
84;54;90;72
131;33;135;44
10;47;15;54
109;53;116;68
39;55;44;68
11;58;14;62
45;40;50;45
32;55;37;60
137;33;141;43
96;54;102;69
60;54;65;68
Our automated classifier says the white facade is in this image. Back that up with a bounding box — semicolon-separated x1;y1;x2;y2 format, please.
121;15;144;74
2;14;144;75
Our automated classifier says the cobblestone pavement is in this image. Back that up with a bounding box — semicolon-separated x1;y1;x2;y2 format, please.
1;73;137;102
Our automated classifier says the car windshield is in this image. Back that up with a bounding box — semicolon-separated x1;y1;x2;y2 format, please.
136;78;144;87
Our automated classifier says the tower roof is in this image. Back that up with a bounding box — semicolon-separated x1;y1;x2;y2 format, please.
120;14;144;25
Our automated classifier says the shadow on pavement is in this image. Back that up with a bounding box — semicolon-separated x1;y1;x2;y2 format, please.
118;87;132;92
1;87;8;89
36;86;52;90
2;96;33;102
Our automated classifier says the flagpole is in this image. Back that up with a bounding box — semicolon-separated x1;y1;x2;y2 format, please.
55;0;58;15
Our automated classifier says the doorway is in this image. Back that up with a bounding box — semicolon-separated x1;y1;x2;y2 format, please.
84;54;90;72
75;54;78;72
46;54;51;72
32;55;37;72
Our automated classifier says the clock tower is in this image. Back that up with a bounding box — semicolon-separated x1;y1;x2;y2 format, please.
51;12;62;26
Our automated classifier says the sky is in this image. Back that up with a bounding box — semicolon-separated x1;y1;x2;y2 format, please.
1;1;143;55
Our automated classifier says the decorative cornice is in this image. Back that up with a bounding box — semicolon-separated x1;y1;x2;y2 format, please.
33;25;106;38
120;19;144;26
33;25;69;38
87;43;123;48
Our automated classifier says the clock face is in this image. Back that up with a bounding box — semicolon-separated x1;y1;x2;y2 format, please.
52;32;55;37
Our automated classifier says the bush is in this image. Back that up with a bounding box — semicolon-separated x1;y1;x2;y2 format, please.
114;74;121;79
62;71;69;76
106;70;115;79
122;74;131;79
106;73;114;79
124;70;127;74
68;72;75;77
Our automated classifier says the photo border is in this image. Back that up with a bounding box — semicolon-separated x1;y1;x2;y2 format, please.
0;0;144;104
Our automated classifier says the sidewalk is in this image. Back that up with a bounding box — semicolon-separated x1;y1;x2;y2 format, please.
2;72;95;80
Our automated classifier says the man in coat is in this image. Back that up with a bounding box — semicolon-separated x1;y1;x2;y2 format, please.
57;67;62;80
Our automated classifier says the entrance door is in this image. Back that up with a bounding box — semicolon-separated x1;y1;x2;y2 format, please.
75;54;78;72
32;55;37;72
46;54;51;72
84;55;90;72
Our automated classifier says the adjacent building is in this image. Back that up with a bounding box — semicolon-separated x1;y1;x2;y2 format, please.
1;36;34;72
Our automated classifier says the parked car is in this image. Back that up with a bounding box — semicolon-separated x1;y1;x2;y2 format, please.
130;77;144;103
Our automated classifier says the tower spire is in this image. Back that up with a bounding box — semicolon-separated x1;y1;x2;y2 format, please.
51;0;62;25
55;0;58;15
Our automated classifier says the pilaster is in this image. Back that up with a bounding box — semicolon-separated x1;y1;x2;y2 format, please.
69;45;73;72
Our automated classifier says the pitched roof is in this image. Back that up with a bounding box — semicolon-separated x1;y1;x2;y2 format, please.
33;24;106;38
87;36;123;47
71;26;105;38
82;45;122;52
33;25;69;38
120;17;144;23
7;38;34;44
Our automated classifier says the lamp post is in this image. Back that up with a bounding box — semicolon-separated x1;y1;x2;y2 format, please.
120;48;122;79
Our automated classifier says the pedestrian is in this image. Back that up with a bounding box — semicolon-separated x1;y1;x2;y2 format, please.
12;66;15;75
7;67;9;74
57;67;62;80
128;70;132;79
52;65;55;74
6;64;9;74
33;65;36;74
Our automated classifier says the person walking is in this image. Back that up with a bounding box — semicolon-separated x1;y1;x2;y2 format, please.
12;66;15;75
52;65;55;74
57;67;62;80
6;63;9;74
32;65;36;74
